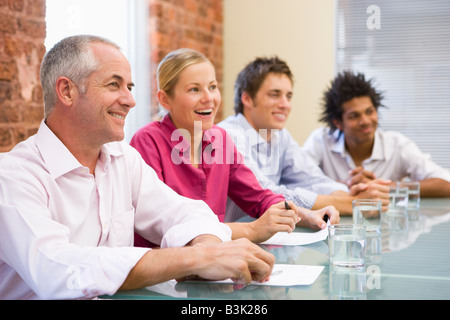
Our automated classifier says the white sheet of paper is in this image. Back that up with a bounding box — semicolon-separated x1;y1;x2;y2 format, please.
205;264;324;287
261;225;329;246
145;279;187;298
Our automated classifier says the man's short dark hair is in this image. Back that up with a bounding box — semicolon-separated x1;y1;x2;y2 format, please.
320;71;384;133
234;56;294;114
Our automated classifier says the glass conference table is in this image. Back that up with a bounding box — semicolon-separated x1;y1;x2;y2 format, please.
110;198;450;300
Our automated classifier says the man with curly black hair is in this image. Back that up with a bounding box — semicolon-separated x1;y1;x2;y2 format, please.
303;71;450;197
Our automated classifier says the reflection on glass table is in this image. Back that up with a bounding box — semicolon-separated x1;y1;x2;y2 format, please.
109;198;450;300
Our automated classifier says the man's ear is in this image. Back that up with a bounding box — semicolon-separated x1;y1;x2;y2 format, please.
55;77;77;107
241;91;254;110
333;118;342;131
157;90;172;111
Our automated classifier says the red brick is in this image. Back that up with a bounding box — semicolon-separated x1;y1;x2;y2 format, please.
0;60;17;81
4;36;24;57
0;104;20;123
0;13;17;33
8;0;24;12
0;127;13;148
25;0;46;17
0;0;45;151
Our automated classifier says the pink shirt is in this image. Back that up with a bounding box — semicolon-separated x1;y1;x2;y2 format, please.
131;115;284;246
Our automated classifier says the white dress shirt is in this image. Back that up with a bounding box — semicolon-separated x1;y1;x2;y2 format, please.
218;114;348;221
0;121;231;300
302;127;450;183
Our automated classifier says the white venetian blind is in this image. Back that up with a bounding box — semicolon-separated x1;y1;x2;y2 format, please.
336;0;450;170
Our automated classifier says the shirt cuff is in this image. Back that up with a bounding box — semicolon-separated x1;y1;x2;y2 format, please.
75;247;150;298
161;222;232;248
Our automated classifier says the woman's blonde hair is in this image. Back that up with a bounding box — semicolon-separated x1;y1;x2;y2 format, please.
157;48;211;97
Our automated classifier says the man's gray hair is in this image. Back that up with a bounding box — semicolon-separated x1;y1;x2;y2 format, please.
40;35;120;117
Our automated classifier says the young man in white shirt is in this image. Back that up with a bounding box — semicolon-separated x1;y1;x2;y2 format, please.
0;35;275;300
302;71;450;197
219;57;390;219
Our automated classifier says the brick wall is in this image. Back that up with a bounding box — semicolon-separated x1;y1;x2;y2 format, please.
0;0;46;152
149;0;224;121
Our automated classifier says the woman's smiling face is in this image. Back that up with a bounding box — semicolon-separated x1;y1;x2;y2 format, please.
162;61;221;135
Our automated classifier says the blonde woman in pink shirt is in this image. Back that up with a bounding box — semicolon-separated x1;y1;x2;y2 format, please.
131;49;339;247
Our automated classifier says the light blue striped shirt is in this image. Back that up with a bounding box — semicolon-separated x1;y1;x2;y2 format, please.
218;114;348;221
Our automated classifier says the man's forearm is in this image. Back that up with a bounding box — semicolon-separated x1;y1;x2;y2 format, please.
420;178;450;197
119;247;200;291
312;194;353;215
120;234;223;291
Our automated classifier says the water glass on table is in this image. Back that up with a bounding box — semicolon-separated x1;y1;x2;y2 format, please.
389;182;409;209
328;224;366;269
352;199;382;233
398;181;420;208
398;181;420;220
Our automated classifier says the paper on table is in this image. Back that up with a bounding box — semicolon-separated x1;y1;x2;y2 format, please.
261;224;329;246
204;264;324;287
145;279;187;298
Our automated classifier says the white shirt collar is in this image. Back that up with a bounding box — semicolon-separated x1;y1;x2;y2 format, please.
235;113;280;147
35;120;83;179
331;128;385;163
330;129;346;155
35;120;123;179
371;129;385;161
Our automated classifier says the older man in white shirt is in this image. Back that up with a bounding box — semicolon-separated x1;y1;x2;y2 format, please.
0;35;274;300
302;71;450;197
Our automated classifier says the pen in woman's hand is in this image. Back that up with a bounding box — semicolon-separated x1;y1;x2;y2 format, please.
284;201;290;210
284;200;301;223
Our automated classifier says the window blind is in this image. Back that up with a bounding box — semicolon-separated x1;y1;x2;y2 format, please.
336;0;450;170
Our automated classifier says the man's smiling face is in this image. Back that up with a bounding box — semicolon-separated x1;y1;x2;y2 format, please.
75;43;136;145
243;72;293;139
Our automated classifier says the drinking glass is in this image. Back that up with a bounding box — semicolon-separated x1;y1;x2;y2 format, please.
398;181;420;220
398;181;420;209
352;199;382;232
328;224;366;269
388;182;409;209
